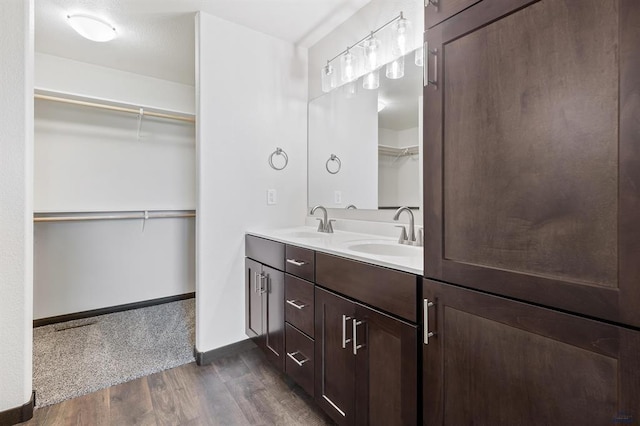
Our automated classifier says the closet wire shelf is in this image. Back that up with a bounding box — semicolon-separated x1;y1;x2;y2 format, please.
34;210;196;223
34;92;196;124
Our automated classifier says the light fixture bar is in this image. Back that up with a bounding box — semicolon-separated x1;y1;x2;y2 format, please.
325;12;404;65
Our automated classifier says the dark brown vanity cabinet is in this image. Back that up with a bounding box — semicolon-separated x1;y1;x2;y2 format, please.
245;236;285;371
246;236;421;424
423;0;640;328
315;254;419;426
422;279;640;425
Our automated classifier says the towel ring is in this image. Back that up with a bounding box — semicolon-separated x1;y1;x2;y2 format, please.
326;154;341;174
269;148;288;171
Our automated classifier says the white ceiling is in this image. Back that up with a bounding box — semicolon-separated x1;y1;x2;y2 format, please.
35;0;371;86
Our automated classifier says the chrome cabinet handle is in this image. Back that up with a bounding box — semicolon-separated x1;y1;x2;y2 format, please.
254;272;260;293
342;315;352;348
286;299;306;310
423;41;428;87
258;273;267;294
431;48;438;86
426;44;438;88
286;258;306;267
352;319;365;355
426;0;438;8
287;351;309;367
424;299;435;344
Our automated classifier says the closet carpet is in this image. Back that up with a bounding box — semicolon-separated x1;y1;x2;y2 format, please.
33;299;195;407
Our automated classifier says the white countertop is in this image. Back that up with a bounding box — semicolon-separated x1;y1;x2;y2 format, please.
246;226;423;275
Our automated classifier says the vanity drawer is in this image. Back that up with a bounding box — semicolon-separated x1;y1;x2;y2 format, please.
246;235;285;271
285;274;315;337
316;253;418;322
285;323;315;397
285;245;315;282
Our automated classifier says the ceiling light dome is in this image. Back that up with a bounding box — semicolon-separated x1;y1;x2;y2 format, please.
67;14;116;42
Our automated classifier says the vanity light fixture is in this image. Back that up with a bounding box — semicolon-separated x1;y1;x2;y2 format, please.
386;56;405;79
67;14;116;42
363;70;380;90
363;32;381;71
321;11;411;93
340;48;358;83
391;12;413;56
321;61;337;93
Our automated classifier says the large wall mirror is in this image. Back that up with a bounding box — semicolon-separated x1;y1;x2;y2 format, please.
308;48;423;213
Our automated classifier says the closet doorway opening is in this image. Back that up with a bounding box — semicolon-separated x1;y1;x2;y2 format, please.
32;1;197;408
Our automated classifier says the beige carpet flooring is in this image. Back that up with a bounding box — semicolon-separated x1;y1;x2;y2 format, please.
33;298;195;407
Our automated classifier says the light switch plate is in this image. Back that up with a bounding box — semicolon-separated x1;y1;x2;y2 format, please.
267;189;277;205
334;190;342;204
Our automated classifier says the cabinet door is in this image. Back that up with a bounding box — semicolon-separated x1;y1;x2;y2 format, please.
315;287;356;426
425;0;481;29
245;258;263;340
422;279;640;425
263;265;285;371
354;304;418;426
424;0;640;327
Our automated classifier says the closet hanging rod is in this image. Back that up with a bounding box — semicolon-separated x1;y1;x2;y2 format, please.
34;94;196;124
34;210;196;223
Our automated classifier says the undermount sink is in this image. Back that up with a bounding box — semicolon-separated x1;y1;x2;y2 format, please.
347;241;422;257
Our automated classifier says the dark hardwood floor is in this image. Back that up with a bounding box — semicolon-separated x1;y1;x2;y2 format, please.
21;346;334;425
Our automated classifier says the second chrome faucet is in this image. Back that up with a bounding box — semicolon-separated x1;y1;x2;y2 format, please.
393;206;422;246
310;205;334;233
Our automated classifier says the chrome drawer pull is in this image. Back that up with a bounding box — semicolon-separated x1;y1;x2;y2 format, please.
424;299;436;344
353;319;366;355
342;314;352;348
286;259;306;267
286;299;306;310
287;351;309;367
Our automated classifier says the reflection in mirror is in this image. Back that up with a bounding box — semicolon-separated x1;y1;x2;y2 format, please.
308;48;422;212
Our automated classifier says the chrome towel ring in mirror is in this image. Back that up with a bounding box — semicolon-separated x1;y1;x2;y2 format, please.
326;154;341;174
269;147;288;171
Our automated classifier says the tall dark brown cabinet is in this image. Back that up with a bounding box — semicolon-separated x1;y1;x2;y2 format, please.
422;0;640;423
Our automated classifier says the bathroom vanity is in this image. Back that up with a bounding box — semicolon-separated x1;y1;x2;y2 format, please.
245;228;422;425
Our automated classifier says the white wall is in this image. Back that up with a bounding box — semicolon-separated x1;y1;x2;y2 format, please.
35;53;195;115
308;87;378;209
34;218;195;319
0;0;34;412
33;55;196;319
196;12;308;352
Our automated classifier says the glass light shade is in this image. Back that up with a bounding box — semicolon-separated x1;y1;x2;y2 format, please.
343;81;358;98
391;16;413;56
67;14;116;42
363;70;379;90
386;56;405;79
415;46;424;67
341;49;358;83
363;35;381;72
321;63;337;93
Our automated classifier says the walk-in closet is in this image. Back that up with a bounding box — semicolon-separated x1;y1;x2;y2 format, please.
31;5;197;407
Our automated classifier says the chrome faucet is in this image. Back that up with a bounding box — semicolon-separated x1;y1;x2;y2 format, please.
310;205;334;233
393;206;422;246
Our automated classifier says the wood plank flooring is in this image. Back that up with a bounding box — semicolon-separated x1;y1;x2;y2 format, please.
21;346;334;426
